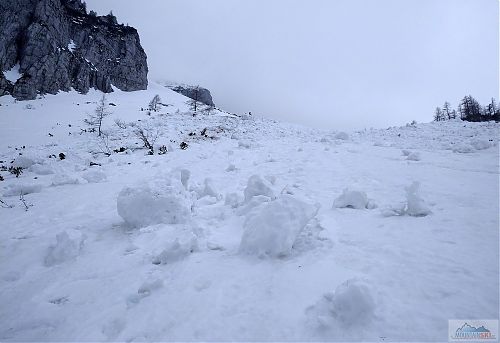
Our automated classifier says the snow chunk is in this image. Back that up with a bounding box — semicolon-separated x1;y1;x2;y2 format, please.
3;183;42;197
333;189;374;210
30;164;54;175
471;139;491;151
44;231;85;267
335;132;349;140
200;178;221;199
453;144;475;154
225;192;242;208
406;151;421;161
12;156;36;169
82;170;107;183
309;279;375;328
117;177;191;228
68;40;76;52
239;195;318;257
244;175;274;202
405;182;431;217
152;234;198;264
51;174;80;186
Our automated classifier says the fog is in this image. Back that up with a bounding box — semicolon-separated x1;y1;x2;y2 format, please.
85;0;499;130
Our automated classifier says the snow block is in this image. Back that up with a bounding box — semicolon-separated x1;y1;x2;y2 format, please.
335;132;349;140
117;185;191;228
310;279;375;328
239;195;318;257
244;175;274;202
333;189;371;209
82;170;107;183
44;231;85;267
405;182;431;217
152;234;198;264
3;183;42;197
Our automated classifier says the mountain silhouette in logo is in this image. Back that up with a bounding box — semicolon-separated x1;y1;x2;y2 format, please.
456;323;491;333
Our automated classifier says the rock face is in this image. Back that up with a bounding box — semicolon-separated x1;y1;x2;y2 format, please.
169;85;215;107
0;0;148;100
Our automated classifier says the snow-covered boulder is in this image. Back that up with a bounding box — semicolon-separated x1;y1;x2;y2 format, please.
405;182;431;217
117;176;191;228
82;170;107;183
333;189;374;209
308;279;375;328
44;231;85;267
335;132;349;140
244;175;274;202
239;195;318;257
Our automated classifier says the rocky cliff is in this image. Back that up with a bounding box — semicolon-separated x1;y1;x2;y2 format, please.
169;84;215;107
0;0;148;100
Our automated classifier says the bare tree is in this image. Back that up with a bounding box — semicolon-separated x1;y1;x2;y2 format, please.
133;126;161;155
149;94;162;112
85;93;111;136
442;101;456;120
434;107;445;122
187;86;201;113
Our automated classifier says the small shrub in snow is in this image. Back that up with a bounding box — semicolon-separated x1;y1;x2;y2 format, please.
8;166;23;178
333;189;374;210
44;231;85;267
335;132;349;140
244;175;274;202
309;279;375;328
82;170;107;183
117;178;191;228
406;151;421;161
405;182;431;217
239;195;318;257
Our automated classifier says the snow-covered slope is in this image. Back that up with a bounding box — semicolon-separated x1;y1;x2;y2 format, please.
0;85;498;341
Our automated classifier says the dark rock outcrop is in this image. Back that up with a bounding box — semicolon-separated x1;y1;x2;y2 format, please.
0;0;148;100
169;85;215;107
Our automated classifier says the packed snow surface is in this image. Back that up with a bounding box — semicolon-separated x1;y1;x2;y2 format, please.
0;84;498;341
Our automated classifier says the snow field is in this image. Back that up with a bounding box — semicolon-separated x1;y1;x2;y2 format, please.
0;85;498;341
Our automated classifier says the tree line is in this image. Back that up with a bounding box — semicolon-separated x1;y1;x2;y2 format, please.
434;96;499;122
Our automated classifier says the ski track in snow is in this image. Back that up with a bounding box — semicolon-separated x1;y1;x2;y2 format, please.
0;83;498;341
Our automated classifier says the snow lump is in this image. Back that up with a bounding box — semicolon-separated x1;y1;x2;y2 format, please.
239;195;318;257
333;188;375;209
243;175;275;202
117;176;191;228
308;279;375;328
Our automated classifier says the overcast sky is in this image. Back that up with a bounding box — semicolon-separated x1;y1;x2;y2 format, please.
86;0;498;130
